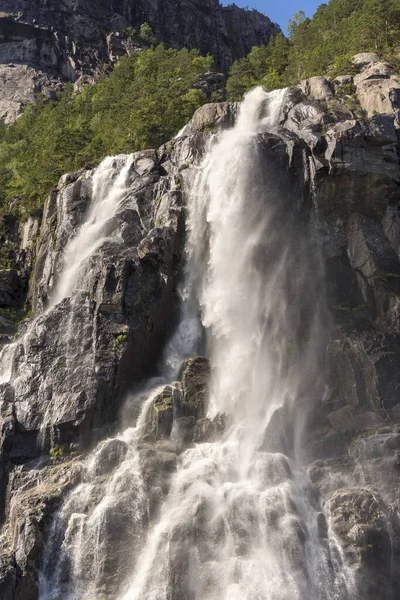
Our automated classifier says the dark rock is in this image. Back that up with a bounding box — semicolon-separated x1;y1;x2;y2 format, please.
329;488;394;600
0;271;19;308
383;203;400;257
327;332;400;424
180;357;210;420
0;457;82;600
0;317;16;336
193;415;225;443
4;151;187;449
139;445;177;493
347;214;400;280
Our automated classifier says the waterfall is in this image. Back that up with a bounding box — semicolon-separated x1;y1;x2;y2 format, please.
114;88;337;600
0;154;135;447
51;154;134;306
38;88;349;600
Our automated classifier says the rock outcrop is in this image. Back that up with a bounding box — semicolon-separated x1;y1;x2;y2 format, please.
0;1;278;123
3;53;400;599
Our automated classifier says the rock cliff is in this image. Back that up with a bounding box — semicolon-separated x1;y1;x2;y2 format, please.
0;0;279;123
2;53;400;598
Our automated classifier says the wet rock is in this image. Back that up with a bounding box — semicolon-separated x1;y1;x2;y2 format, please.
153;391;174;440
180;357;210;420
142;386;177;442
0;555;16;600
327;405;383;432
139;445;177;493
326;333;400;426
90;439;129;477
0;457;82;600
308;456;364;502
5;51;400;599
329;488;394;600
5;151;186;449
193;415;225;443
382;204;400;257
172;416;196;446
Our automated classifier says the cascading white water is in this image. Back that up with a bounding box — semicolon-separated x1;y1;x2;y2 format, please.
39;88;350;600
39;386;159;600
51;154;134;305
0;155;134;400
115;87;338;600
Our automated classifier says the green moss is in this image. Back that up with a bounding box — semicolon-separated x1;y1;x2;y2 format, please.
49;444;69;460
155;396;173;411
112;334;128;353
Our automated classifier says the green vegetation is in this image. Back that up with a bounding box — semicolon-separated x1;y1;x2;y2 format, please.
226;33;290;100
0;306;33;326
112;334;128;353
49;444;69;460
227;0;400;100
0;42;212;221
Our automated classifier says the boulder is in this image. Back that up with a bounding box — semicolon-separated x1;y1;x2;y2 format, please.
179;102;237;137
299;76;334;101
89;438;129;477
354;61;394;86
351;53;380;70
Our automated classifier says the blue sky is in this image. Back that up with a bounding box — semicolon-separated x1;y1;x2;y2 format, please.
221;1;322;32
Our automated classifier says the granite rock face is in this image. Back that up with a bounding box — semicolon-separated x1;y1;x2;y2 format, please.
3;54;400;598
0;1;278;122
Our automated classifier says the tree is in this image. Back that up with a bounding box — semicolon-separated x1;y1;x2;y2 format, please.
0;45;213;218
287;10;306;37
